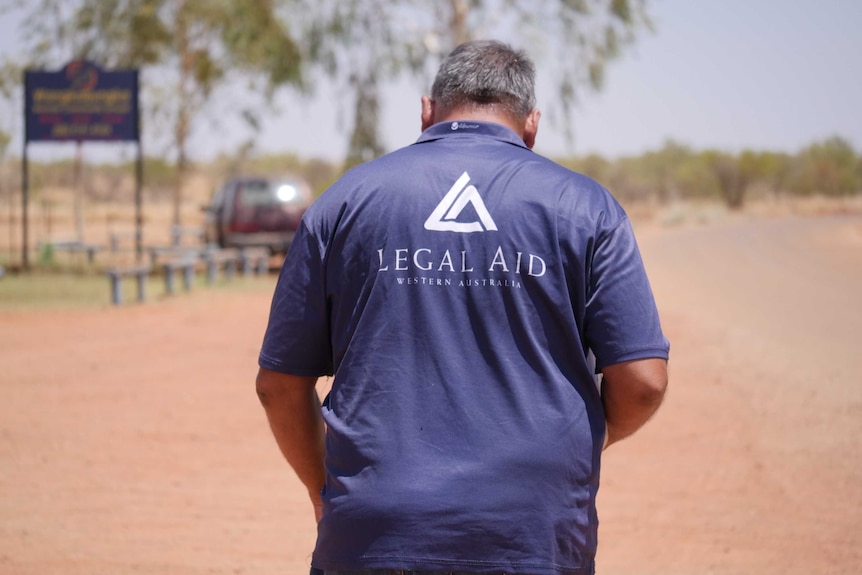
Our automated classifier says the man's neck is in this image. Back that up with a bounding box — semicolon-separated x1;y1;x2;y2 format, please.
420;95;538;149
434;105;527;139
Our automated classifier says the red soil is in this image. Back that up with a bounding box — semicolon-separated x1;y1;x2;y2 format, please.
2;213;860;574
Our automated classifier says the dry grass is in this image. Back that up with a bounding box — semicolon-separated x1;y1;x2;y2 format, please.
629;194;862;230
1;172;215;265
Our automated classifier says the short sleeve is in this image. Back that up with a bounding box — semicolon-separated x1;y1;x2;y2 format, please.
258;221;333;376
584;217;669;370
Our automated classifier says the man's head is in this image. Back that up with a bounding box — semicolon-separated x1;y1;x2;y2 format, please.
421;40;541;148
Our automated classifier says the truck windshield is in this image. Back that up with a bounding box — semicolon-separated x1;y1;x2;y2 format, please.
238;180;306;207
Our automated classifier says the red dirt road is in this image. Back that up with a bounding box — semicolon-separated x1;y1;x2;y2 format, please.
2;213;861;574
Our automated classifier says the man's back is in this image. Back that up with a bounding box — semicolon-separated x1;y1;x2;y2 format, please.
260;121;667;575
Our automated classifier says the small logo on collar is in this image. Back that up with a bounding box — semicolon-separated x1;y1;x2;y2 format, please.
450;121;479;131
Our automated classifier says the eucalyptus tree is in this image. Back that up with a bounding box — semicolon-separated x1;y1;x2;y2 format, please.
289;0;653;168
1;0;303;226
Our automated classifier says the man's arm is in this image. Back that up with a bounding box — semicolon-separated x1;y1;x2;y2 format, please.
601;358;668;449
256;367;326;521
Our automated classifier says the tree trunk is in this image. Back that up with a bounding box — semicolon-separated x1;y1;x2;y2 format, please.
449;0;471;46
173;0;191;229
345;71;383;169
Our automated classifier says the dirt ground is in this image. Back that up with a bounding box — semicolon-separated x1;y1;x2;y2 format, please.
1;210;861;575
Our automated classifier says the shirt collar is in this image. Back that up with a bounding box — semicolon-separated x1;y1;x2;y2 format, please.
414;120;530;150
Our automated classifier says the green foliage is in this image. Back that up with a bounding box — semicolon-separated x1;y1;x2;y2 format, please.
23;159;76;191
0;54;21;154
12;0;303;88
3;0;651;170
210;151;340;197
0;58;21;101
289;0;653;164
139;156;177;189
749;151;793;196
559;154;613;186
639;141;695;202
71;0;171;67
0;129;10;159
8;133;859;218
1;0;305;227
220;0;302;90
553;134;860;209
790;136;858;197
702;150;746;210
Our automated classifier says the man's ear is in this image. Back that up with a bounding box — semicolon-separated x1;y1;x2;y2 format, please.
421;95;436;131
522;108;541;149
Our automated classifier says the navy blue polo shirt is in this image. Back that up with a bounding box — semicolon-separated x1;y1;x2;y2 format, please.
259;121;669;575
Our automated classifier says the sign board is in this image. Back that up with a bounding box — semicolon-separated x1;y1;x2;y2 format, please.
25;60;139;142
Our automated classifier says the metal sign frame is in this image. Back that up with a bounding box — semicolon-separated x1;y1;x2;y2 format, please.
21;60;143;268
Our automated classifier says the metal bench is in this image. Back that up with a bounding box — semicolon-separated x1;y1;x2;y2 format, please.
238;247;271;276
40;240;104;264
145;247;202;295
161;256;198;295
105;265;152;305
202;247;240;284
148;245;199;267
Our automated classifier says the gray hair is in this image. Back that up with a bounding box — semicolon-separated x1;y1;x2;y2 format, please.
431;40;537;119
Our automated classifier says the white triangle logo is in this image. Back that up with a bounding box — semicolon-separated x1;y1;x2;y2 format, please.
424;172;498;233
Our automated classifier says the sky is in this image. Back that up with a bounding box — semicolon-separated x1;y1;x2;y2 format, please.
3;0;862;163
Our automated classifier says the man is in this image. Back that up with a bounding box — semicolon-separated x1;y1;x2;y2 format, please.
256;40;669;575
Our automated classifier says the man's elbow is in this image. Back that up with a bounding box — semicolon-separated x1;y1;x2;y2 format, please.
256;367;282;407
636;367;668;408
256;367;319;408
603;357;669;407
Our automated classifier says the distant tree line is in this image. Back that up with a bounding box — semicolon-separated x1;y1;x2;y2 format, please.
0;152;341;205
559;135;861;209
2;135;858;211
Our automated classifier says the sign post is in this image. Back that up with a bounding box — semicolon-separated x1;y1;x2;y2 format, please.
23;60;141;268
